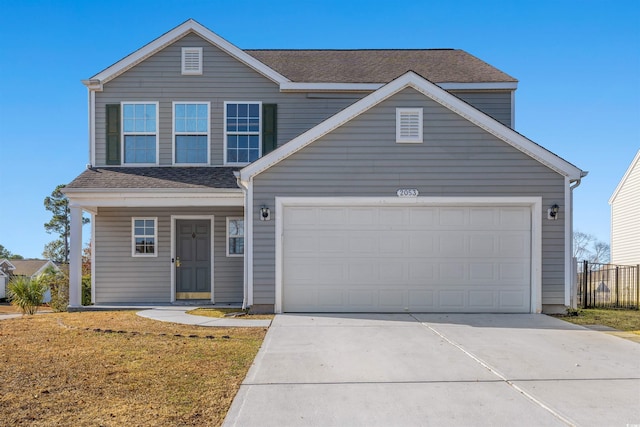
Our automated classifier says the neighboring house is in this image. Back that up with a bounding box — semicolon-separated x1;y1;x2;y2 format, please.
63;19;586;314
609;149;640;265
0;259;59;302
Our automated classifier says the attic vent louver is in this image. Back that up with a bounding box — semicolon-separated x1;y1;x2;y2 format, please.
396;108;423;143
182;47;203;75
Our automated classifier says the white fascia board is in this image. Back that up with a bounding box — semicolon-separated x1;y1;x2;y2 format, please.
241;71;583;181
33;261;59;278
609;149;640;205
66;190;244;209
0;259;16;270
85;19;290;87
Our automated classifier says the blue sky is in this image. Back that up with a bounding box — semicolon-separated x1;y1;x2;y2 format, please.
0;0;638;258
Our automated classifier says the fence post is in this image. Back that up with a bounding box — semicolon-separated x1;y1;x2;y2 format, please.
582;260;589;309
614;266;619;307
637;265;639;310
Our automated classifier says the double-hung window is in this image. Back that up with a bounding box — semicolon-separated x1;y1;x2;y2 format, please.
123;103;158;164
226;217;244;256
132;217;157;257
225;102;261;164
174;102;209;164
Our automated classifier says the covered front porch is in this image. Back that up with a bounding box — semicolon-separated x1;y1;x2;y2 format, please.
63;167;248;309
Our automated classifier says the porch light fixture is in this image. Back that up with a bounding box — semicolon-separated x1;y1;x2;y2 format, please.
260;205;271;221
547;204;559;220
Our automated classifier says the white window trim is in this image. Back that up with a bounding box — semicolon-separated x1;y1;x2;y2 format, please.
223;101;262;166
131;217;158;258
226;217;245;257
121;102;159;165
172;101;210;165
396;107;423;143
181;47;203;75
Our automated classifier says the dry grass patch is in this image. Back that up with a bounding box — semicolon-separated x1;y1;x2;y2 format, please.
0;303;51;315
0;311;267;426
187;307;274;320
556;308;640;335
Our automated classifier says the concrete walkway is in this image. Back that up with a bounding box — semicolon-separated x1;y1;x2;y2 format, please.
136;307;271;327
223;313;640;427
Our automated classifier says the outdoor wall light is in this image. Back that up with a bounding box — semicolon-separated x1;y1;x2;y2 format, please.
260;206;271;221
547;204;560;220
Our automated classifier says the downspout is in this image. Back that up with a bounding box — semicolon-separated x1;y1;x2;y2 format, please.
235;172;249;310
568;171;588;308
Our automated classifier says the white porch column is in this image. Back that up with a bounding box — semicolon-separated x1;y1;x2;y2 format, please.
68;206;83;307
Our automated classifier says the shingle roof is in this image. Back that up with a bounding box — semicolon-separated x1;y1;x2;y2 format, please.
6;260;55;277
65;167;241;190
245;49;517;84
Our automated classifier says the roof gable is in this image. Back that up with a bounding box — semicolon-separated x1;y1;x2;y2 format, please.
7;259;58;277
609;149;640;204
84;19;290;88
239;71;584;181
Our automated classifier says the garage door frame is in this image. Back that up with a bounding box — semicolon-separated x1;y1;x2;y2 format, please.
274;196;542;314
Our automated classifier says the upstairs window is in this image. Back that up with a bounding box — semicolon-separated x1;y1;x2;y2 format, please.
132;217;157;257
225;102;261;164
396;108;423;143
182;47;203;75
122;103;158;164
174;102;209;164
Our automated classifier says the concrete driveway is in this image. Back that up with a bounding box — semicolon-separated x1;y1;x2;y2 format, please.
223;313;640;427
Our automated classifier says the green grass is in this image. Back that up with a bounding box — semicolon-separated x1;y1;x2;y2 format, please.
556;308;640;335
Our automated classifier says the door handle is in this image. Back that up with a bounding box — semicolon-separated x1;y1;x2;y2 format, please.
176;257;181;267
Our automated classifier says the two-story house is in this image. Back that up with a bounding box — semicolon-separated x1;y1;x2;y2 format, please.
64;19;586;314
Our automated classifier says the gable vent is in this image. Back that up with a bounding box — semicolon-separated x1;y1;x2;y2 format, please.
396;108;423;143
182;47;203;75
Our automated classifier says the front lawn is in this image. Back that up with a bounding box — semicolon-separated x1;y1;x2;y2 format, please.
0;311;267;426
556;308;640;335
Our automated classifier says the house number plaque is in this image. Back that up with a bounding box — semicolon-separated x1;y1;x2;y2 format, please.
396;188;419;197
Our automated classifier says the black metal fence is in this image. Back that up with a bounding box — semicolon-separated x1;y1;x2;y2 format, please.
578;261;639;309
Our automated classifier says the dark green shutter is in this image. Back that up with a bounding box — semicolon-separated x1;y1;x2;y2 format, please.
106;104;121;165
262;104;277;155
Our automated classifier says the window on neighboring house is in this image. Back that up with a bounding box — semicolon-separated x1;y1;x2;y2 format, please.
132;217;157;257
225;102;261;164
182;47;203;75
396;108;423;143
174;102;209;164
123;103;158;164
227;217;244;256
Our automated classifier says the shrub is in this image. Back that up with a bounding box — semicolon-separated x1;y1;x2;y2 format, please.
40;266;68;312
82;274;91;306
7;276;47;315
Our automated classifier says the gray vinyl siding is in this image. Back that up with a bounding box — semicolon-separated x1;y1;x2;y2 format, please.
94;33;361;166
450;90;513;128
611;156;640;265
94;33;514;166
252;87;566;308
94;206;243;303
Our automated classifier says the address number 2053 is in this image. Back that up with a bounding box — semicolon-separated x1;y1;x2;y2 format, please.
396;188;419;197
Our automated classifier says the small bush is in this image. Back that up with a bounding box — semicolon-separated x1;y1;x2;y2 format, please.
40;267;68;312
7;276;47;315
82;275;91;306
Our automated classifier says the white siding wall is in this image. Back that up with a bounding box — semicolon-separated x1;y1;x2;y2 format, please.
611;153;640;265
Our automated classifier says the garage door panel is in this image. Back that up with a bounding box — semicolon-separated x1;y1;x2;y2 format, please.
283;205;531;313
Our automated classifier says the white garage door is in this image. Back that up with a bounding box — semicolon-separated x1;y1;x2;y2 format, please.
282;204;531;313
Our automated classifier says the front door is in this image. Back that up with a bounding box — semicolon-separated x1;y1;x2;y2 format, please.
176;219;211;300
